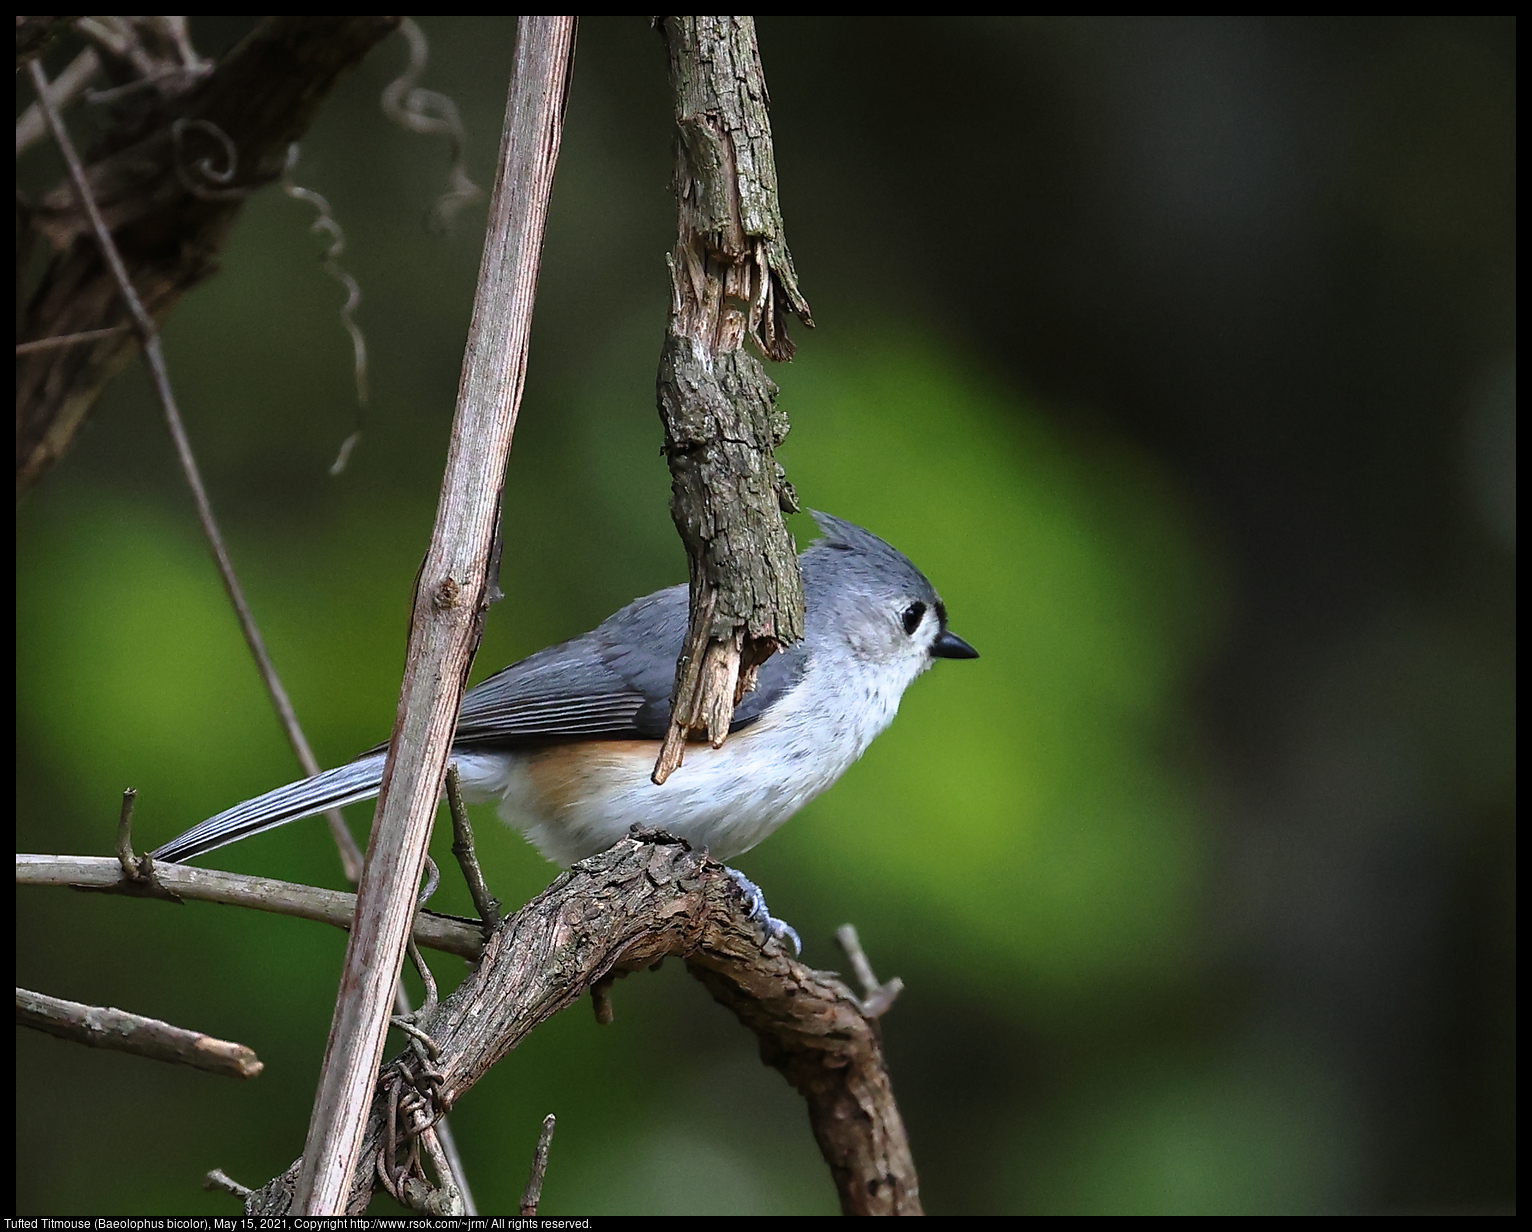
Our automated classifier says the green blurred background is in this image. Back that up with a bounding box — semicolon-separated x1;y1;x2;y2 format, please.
16;16;1513;1215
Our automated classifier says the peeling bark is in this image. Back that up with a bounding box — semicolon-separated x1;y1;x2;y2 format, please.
652;16;812;784
245;832;921;1216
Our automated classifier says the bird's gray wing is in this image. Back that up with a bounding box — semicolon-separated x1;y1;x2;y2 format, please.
451;582;807;745
447;586;685;745
153;583;809;864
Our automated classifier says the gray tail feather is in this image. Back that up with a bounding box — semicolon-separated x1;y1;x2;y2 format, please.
150;754;388;864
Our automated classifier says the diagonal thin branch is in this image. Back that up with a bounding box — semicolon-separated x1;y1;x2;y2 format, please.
25;56;365;885
16;45;103;158
14;324;131;355
17;987;263;1079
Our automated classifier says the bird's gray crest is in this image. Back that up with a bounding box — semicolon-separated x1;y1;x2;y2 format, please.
805;510;940;609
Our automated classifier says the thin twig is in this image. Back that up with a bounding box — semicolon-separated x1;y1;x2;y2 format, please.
16;46;103;158
397;858;442;1024
26;56;365;886
429;1118;477;1216
15;325;131;355
17;987;263;1079
519;1114;557;1216
15;854;484;962
114;788;144;881
446;764;501;931
414;1127;466;1215
834;923;905;1018
204;1169;253;1199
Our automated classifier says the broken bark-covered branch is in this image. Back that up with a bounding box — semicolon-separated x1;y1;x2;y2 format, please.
652;16;812;785
519;1114;557;1215
16;16;401;499
243;830;920;1217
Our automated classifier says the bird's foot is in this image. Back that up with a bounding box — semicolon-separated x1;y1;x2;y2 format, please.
725;867;802;957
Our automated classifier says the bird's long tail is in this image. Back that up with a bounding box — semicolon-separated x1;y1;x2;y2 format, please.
150;753;388;864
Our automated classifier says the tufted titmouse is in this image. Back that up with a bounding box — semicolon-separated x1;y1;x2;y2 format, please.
151;513;977;936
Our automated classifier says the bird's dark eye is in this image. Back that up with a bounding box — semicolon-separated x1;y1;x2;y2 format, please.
902;601;926;636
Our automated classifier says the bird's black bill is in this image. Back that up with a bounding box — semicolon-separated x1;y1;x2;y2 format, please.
933;629;979;659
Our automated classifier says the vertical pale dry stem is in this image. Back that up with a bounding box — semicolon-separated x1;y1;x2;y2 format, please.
290;17;576;1214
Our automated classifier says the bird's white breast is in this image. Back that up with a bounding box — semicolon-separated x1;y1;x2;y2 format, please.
452;647;927;865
